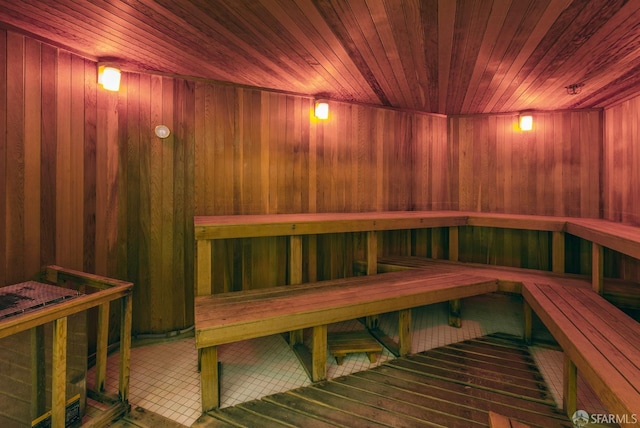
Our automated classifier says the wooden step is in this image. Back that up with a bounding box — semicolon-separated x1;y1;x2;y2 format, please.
328;330;383;365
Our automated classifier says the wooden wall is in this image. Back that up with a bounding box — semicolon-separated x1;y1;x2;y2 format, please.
2;29;637;334
0;30;194;333
193;86;449;291
1;29;449;333
447;112;602;272
0;31;119;284
603;95;640;282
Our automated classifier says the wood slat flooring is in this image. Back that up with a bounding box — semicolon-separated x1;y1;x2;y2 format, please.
194;334;572;428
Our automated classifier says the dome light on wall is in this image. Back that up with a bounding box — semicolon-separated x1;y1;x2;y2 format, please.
154;125;171;139
98;64;121;91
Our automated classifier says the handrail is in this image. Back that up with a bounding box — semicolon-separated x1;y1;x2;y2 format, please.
0;266;133;427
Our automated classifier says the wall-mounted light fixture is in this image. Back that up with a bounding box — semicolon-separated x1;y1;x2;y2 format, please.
314;99;329;120
98;63;121;92
154;125;171;139
519;113;533;131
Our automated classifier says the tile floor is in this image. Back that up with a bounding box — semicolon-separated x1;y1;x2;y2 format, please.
89;292;606;427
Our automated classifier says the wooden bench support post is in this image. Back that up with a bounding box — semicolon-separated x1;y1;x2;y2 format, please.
523;300;532;345
311;325;327;381
431;228;445;259
404;229;412;255
201;346;219;411
448;299;461;328
552;231;565;273
366;231;379;329
196;239;212;297
448;226;459;262
592;242;604;294
563;355;577;417
448;226;460;328
308;235;318;282
52;317;68;428
289;235;304;346
398;309;412;356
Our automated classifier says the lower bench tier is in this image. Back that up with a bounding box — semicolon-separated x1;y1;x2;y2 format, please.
195;268;499;411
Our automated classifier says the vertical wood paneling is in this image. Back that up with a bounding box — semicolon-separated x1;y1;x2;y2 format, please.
0;30;183;333
4;28;636;334
0;29;6;287
24;37;41;279
40;43;57;269
604;96;640;225
449;111;601;270
191;89;441;286
55;50;72;270
603;95;640;282
6;31;26;284
83;57;97;274
450;111;602;217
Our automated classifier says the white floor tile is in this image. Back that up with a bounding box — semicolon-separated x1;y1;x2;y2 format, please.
88;292;603;427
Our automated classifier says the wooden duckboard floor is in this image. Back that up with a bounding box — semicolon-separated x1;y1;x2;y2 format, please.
195;333;573;428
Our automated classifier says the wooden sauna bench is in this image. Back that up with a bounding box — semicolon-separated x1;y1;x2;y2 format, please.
353;256;640;306
0;266;133;427
523;282;640;426
354;257;640;423
195;268;499;410
194;211;640;413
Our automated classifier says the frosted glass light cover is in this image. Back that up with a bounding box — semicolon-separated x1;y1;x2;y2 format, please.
519;115;533;131
314;101;329;120
155;125;171;138
98;65;121;91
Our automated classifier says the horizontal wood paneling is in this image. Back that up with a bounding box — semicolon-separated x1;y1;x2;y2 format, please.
603;95;640;282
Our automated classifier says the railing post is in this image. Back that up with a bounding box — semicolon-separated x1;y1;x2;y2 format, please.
52;317;68;428
95;302;110;392
119;293;133;403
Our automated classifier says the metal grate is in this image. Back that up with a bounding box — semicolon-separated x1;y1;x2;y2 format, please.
0;281;81;320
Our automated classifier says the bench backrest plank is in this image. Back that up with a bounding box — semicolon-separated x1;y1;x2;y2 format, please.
195;211;468;240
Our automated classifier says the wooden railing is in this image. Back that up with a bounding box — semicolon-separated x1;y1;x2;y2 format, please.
0;266;133;427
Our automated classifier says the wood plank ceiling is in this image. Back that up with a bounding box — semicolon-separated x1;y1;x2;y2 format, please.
1;0;639;115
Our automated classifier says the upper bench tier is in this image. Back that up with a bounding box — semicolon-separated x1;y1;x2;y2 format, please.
194;211;640;260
